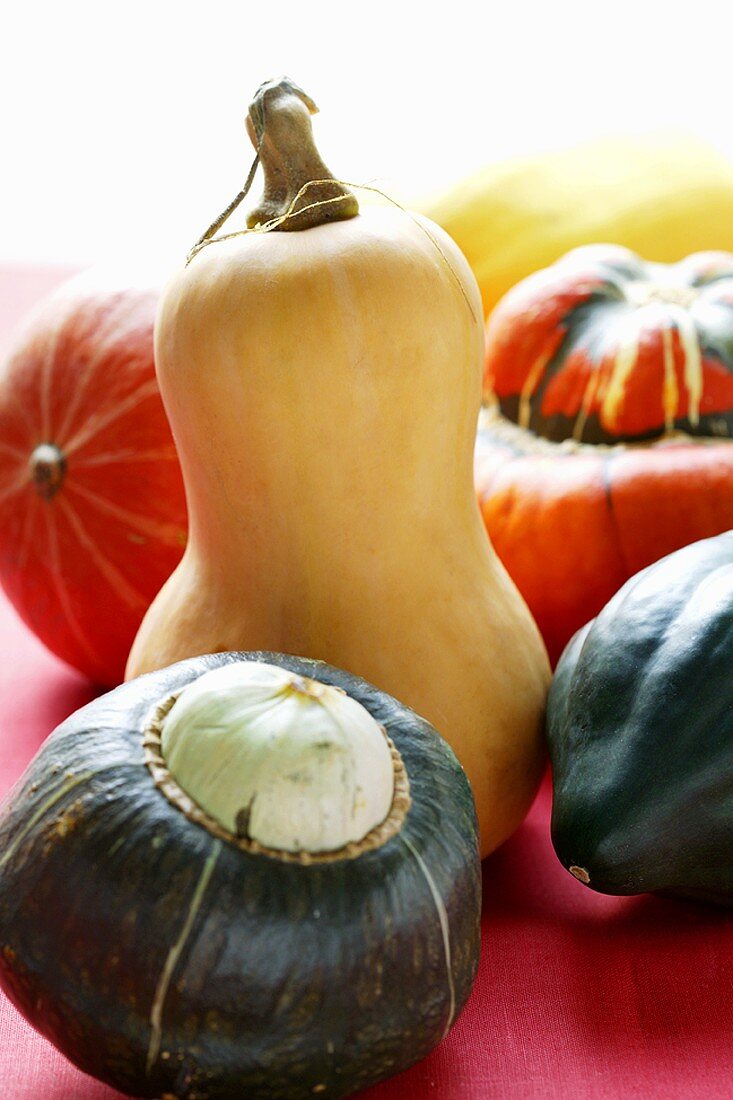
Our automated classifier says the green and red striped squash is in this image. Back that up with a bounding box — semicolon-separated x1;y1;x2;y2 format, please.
475;245;733;664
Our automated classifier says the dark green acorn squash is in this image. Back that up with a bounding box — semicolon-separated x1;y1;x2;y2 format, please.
0;652;480;1100
547;532;733;906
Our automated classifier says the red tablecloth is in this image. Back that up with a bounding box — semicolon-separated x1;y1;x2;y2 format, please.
1;268;732;1099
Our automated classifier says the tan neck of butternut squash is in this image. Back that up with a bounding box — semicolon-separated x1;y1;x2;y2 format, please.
246;77;359;232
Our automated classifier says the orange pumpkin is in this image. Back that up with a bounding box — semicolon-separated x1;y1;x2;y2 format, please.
0;267;187;684
476;245;733;664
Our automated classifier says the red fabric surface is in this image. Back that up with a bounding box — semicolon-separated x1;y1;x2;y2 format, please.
1;269;733;1098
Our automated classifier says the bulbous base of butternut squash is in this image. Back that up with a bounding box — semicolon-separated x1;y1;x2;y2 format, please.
127;535;549;859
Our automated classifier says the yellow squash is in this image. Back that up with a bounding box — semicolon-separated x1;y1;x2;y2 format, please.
419;134;733;315
126;78;550;857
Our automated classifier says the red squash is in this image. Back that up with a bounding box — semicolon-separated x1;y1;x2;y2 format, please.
476;245;733;665
0;267;187;685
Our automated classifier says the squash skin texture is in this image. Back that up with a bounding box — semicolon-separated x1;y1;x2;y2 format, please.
420;134;733;317
0;268;187;684
475;413;733;665
127;207;551;857
483;245;733;443
0;652;480;1099
475;243;733;665
547;533;733;906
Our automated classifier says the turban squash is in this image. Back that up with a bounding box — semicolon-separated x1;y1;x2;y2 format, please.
475;244;733;664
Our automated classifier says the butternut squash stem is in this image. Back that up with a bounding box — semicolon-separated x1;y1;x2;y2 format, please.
244;77;358;232
187;145;262;263
187;178;478;325
187;76;356;264
187;182;353;263
186;77;476;323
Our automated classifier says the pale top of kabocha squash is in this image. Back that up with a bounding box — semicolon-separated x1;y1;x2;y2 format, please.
160;660;397;853
126;77;550;857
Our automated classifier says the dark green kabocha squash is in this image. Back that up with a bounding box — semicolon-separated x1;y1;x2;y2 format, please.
0;652;481;1099
547;532;733;907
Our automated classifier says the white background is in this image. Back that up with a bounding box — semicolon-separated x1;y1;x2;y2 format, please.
3;0;733;267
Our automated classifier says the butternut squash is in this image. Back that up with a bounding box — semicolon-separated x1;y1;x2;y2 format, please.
126;77;550;856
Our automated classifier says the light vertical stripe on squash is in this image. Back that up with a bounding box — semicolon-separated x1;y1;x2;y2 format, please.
401;835;455;1040
661;324;679;432
146;840;222;1076
601;312;642;431
572;369;601;442
518;350;554;429
43;506;101;666
672;305;703;427
0;772;94;870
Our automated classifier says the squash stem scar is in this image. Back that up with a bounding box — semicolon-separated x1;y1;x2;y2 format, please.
146;840;222;1077
401;835;455;1040
569;865;591;884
